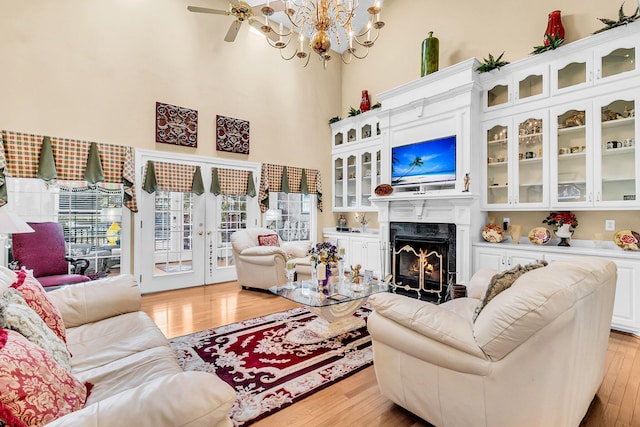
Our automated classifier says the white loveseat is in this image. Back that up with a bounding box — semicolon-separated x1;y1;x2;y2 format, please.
368;257;617;427
0;268;236;427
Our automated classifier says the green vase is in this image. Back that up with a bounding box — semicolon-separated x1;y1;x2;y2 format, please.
421;31;439;77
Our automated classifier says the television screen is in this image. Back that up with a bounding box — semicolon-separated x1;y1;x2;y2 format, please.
391;135;456;186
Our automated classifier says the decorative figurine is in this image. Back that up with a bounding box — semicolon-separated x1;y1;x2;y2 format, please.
463;173;470;192
351;264;362;283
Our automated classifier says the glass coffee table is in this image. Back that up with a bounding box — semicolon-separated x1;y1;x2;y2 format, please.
269;279;389;340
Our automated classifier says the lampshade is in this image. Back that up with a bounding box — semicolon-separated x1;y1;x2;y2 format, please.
0;209;34;234
265;209;283;222
100;207;122;223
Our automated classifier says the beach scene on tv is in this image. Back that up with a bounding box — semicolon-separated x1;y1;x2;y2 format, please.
391;136;456;186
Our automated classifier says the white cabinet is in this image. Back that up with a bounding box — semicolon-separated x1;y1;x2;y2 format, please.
473;242;640;334
331;112;382;212
481;65;549;112
483;111;549;209
324;232;382;278
550;91;639;208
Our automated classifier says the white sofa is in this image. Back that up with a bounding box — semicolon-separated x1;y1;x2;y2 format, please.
231;228;311;290
0;269;236;427
367;256;617;427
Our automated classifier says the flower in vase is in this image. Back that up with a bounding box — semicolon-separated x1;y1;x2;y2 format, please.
308;242;339;266
542;211;578;228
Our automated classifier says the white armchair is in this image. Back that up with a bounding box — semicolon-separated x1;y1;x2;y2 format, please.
231;228;311;290
368;257;617;427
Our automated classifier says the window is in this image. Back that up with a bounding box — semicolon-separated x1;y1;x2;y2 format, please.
6;178;122;277
153;191;193;272
266;192;313;242
217;194;248;267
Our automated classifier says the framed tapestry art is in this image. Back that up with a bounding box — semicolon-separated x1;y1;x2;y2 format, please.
216;115;250;154
155;102;198;148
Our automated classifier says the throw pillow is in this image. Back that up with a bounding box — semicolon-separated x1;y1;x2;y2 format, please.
0;329;87;427
472;260;549;322
257;234;280;247
0;289;71;371
10;270;67;343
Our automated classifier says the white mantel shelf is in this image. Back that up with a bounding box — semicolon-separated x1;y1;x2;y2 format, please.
370;191;478;203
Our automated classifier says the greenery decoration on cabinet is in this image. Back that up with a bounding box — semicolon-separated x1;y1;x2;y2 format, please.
476;52;510;73
594;2;640;34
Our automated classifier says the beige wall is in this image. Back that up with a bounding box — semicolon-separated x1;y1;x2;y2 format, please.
1;0;637;239
0;0;341;233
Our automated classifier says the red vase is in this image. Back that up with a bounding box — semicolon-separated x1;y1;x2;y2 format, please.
544;10;565;46
360;90;371;113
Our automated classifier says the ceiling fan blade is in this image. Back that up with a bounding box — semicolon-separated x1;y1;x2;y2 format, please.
187;6;228;15
250;17;279;42
229;0;241;6
224;21;242;42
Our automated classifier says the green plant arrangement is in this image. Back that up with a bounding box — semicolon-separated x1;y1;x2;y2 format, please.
476;52;510;73
593;2;640;34
371;102;382;110
531;33;564;55
328;116;341;125
348;107;361;117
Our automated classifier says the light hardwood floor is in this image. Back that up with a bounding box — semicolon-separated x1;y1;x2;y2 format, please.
141;281;640;427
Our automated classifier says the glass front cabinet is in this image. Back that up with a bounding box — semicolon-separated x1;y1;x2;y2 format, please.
332;147;381;211
551;92;638;208
483;112;548;209
482;67;549;112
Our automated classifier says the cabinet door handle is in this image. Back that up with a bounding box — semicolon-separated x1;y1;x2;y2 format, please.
500;257;506;267
588;71;593;82
596;68;601;79
596;192;601;202
588;192;592;202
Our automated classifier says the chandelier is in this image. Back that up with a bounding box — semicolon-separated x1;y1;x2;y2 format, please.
257;0;384;68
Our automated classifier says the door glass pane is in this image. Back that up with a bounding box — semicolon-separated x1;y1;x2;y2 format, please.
601;99;636;202
558;62;586;89
361;151;372;206
557;109;587;203
269;193;311;241
602;47;635;78
334;157;344;208
486;124;508;204
347;155;357;207
487;84;508;108
216;195;247;269
518;74;543;99
518;117;543;203
154;191;193;275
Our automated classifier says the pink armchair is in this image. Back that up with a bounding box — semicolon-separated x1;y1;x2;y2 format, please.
11;222;91;288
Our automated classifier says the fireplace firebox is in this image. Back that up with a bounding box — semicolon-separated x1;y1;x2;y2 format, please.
390;222;456;302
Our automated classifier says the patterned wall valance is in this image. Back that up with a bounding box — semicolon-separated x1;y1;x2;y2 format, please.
210;167;256;196
0;130;137;211
258;163;323;212
143;161;205;195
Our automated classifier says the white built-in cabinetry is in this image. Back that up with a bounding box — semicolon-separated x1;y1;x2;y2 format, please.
323;230;382;279
481;22;640;210
331;113;381;211
473;242;640;334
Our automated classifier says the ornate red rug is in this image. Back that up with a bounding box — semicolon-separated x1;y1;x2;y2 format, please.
169;304;372;426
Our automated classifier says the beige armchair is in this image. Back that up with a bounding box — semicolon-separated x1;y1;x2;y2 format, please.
231;228;311;290
368;257;617;427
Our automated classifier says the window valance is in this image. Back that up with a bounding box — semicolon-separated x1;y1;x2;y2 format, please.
0;130;137;211
258;164;323;212
143;161;205;195
210;167;256;196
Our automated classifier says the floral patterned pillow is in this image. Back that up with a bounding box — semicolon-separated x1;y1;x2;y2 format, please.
257;234;280;247
0;289;71;371
10;270;67;343
0;329;87;427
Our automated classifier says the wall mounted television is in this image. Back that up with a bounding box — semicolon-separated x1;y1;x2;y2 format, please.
391;135;456;187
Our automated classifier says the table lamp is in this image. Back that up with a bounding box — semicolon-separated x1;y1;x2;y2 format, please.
0;209;34;267
265;209;282;229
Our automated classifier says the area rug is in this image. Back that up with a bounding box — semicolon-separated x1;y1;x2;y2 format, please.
169;304;372;426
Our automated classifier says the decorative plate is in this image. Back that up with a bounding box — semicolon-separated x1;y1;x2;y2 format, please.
528;227;551;245
482;223;504;243
374;184;393;196
613;230;640;251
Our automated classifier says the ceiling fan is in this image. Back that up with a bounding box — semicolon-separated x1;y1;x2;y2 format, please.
187;0;283;43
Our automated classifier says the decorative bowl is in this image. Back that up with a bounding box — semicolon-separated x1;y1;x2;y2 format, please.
374;184;393;196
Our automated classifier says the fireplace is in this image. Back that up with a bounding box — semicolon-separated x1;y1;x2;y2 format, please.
390;222;456;302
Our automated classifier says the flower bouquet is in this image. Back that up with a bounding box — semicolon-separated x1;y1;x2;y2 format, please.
542;211;579;228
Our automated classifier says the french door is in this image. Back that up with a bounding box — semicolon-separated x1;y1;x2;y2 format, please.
134;151;259;294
